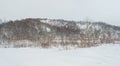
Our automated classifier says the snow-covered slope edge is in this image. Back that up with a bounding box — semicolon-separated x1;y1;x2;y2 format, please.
0;44;120;66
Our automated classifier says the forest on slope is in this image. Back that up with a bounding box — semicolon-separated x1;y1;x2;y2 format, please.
0;18;120;48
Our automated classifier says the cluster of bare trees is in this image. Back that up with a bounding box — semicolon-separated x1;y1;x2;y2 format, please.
0;18;120;48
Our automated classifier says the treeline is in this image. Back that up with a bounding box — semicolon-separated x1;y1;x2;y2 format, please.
0;18;120;48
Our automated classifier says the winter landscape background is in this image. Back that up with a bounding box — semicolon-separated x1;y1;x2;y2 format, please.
0;18;120;66
0;0;120;66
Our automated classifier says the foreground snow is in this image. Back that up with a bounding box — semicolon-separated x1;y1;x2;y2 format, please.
0;44;120;66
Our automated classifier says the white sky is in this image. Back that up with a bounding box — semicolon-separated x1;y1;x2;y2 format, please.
0;0;120;26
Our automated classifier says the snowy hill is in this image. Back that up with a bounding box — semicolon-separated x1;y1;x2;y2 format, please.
0;18;120;48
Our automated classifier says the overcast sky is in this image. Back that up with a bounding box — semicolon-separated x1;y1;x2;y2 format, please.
0;0;120;26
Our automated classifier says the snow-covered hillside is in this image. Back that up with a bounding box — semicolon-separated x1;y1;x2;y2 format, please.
0;44;120;66
0;18;120;48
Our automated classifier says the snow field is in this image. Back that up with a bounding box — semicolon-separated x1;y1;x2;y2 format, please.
0;44;120;66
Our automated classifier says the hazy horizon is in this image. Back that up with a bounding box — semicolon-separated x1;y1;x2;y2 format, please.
0;0;120;26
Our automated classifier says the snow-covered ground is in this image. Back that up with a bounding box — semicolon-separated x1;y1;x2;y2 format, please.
0;44;120;66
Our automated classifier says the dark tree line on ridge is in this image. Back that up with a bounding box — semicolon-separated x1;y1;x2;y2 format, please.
0;18;120;48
